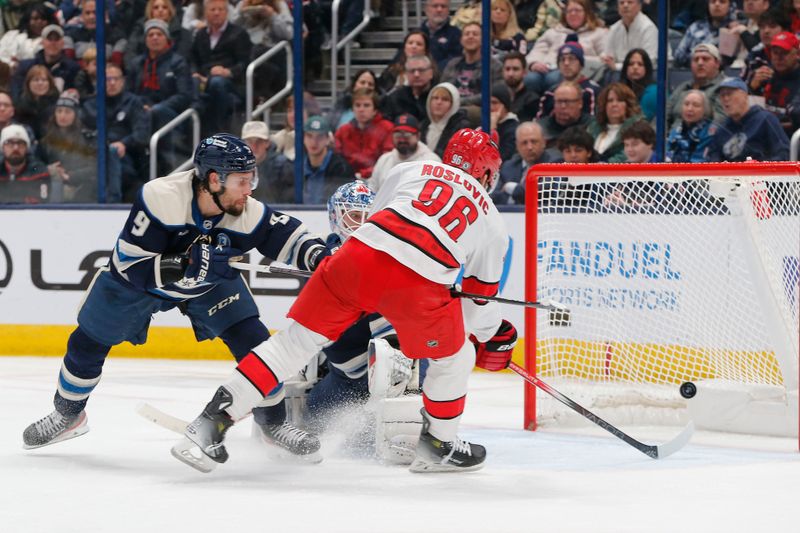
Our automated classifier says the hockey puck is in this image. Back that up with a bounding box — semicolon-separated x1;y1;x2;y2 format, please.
679;382;697;399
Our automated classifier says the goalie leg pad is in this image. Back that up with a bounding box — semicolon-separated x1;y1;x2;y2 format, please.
374;395;423;465
367;338;414;400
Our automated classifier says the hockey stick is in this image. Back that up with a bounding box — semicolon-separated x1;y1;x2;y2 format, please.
229;261;312;278
136;403;188;434
228;260;566;313
450;290;568;313
508;362;694;459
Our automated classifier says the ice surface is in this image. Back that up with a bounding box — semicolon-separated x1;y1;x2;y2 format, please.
2;357;799;533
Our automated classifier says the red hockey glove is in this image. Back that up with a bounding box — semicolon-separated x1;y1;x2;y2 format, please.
472;319;517;371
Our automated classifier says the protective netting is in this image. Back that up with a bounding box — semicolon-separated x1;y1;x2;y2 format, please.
528;164;800;425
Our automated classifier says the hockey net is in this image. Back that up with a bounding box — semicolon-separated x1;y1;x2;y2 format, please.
523;162;800;441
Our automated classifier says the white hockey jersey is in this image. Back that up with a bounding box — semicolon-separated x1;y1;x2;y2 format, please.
352;160;509;341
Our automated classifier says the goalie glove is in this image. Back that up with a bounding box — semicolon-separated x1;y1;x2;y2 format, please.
471;319;517;371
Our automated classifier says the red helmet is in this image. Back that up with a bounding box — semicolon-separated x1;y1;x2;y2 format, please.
442;128;502;191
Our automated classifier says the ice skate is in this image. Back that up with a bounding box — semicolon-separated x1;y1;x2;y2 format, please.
259;421;322;463
23;410;89;449
171;387;235;473
409;410;486;473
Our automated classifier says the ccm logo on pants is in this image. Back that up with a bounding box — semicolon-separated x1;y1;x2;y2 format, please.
208;293;240;316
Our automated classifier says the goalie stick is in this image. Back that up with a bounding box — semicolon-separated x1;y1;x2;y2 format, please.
228;261;566;312
508;362;694;459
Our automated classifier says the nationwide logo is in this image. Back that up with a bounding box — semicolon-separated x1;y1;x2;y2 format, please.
0;239;11;289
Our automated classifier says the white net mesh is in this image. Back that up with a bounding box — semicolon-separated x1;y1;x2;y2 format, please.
527;163;800;427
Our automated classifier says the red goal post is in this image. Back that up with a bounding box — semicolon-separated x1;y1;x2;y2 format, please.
522;161;800;444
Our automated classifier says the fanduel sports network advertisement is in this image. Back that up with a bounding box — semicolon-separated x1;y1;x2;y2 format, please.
0;209;527;333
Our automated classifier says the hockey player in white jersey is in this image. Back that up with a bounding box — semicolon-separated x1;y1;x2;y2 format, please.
172;128;519;474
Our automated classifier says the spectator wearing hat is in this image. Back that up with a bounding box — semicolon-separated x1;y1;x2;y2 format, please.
524;0;607;93
490;82;519;161
40;89;98;203
501;51;540;122
11;24;80;101
492;121;560;206
371;113;440;193
83;63;150;202
420;81;471;158
241;120;294;204
666;43;726;128
334;88;394;180
0;89;37;150
762;31;800;135
0;124;52;204
64;0;127;65
537;40;601;117
303;115;354;204
123;0;192;73
708;77;789;162
189;0;253;136
128;19;194;132
742;8;791;96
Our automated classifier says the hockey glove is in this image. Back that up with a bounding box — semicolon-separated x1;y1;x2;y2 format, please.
185;242;242;284
472;319;517;371
307;244;331;271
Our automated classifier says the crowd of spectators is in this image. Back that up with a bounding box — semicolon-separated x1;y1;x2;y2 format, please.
0;0;796;207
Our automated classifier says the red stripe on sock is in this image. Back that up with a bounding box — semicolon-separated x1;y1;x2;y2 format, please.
237;352;279;396
423;393;466;420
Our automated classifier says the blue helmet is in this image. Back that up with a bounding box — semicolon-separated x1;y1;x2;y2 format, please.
327;180;375;240
193;133;258;189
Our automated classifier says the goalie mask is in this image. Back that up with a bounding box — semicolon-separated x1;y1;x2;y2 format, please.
327;180;375;240
442;128;501;192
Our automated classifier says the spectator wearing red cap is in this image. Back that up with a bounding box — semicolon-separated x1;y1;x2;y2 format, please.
370;113;440;193
334;88;394;180
763;31;800;135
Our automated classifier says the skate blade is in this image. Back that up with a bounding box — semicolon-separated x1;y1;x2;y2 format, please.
408;458;485;473
171;437;218;473
261;437;323;464
22;413;90;450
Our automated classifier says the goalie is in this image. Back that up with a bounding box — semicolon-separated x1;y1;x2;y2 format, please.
281;181;423;462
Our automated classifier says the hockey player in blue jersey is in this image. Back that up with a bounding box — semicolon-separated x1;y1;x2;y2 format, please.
22;133;328;458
